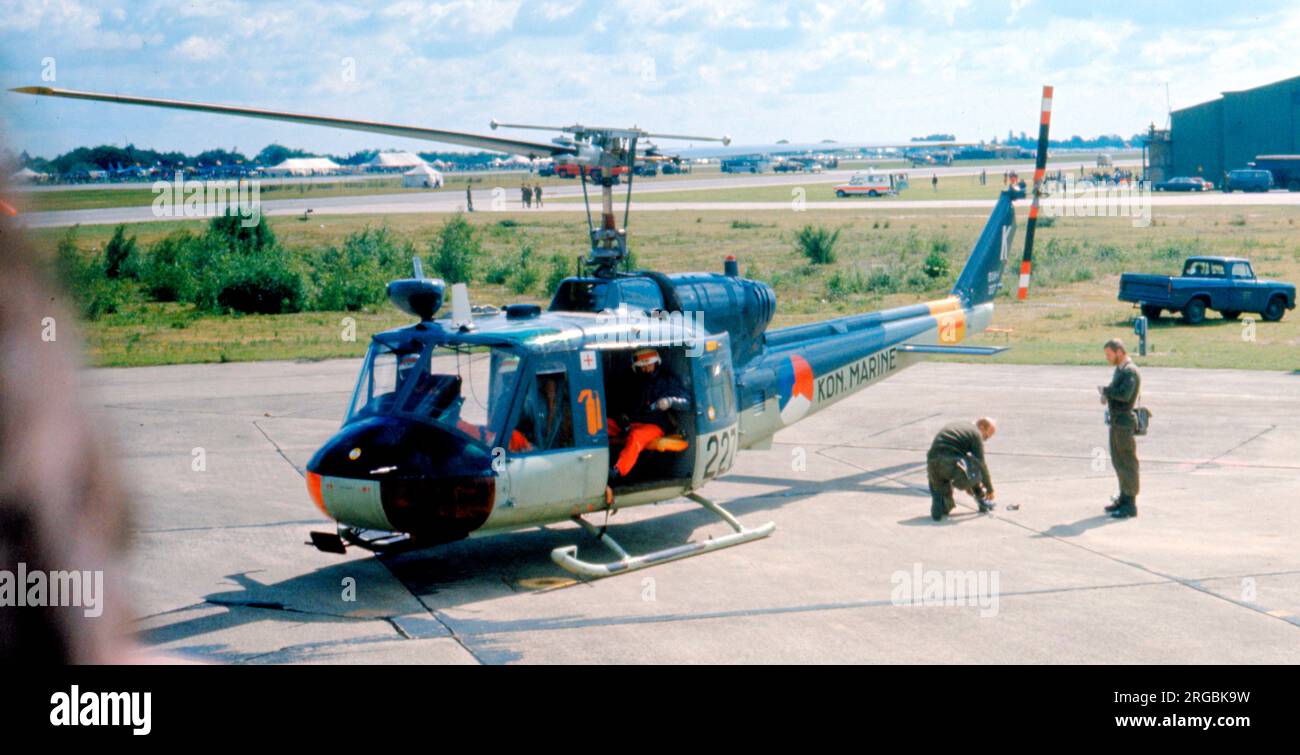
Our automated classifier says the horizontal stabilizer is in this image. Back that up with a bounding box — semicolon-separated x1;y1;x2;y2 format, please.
897;344;1008;356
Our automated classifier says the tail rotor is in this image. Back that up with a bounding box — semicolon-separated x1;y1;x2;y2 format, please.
1017;85;1054;300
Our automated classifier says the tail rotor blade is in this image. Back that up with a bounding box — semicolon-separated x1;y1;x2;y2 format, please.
1017;84;1054;301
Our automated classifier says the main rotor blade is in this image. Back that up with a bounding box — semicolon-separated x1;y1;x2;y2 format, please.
10;86;573;158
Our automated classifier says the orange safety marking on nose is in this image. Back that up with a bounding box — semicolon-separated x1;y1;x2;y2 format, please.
306;471;329;517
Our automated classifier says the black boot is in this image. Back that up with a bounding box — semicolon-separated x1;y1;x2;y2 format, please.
930;490;946;522
1109;495;1137;519
977;495;995;514
1104;494;1122;513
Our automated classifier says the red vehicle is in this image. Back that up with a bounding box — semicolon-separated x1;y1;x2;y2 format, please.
555;163;629;179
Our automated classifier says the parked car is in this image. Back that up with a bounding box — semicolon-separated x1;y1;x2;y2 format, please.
1223;169;1274;193
1153;176;1211;192
1118;256;1295;324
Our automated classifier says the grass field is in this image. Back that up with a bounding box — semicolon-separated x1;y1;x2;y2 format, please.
27;202;1300;369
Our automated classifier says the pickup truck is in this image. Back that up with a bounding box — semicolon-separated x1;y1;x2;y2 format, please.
1118;256;1295;324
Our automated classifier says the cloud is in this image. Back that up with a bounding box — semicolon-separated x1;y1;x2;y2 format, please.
3;0;1298;156
173;35;226;61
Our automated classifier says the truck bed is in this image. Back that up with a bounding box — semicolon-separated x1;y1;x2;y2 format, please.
1117;274;1172;306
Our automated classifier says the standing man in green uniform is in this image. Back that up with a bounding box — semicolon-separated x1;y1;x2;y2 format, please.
1099;338;1141;518
927;418;997;521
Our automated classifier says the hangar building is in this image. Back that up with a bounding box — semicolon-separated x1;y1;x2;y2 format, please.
1165;75;1300;183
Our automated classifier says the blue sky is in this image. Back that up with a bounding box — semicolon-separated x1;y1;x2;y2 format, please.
1;0;1297;157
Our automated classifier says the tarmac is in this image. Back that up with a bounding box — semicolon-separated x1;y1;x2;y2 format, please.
20;159;1191;228
93;359;1300;664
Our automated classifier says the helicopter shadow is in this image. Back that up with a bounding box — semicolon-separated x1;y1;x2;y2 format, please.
135;561;523;664
384;458;935;592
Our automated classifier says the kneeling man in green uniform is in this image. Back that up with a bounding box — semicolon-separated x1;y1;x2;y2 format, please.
927;418;997;521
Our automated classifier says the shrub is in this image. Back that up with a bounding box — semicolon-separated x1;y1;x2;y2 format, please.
53;228;127;320
795;225;840;265
103;224;139;280
208;211;276;253
216;250;304;314
506;244;538;294
483;259;512;285
544;252;573;295
430;214;481;283
826;269;869;297
310;226;412;311
140;231;196;302
923;238;951;279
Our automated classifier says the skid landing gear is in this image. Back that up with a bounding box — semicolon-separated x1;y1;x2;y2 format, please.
550;492;775;578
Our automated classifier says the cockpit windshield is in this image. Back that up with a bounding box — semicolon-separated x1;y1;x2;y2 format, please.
345;338;522;447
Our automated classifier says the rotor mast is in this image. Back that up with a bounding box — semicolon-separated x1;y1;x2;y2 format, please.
492;120;728;277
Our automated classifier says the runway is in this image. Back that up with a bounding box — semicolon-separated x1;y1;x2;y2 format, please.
93;359;1300;663
18;159;1204;228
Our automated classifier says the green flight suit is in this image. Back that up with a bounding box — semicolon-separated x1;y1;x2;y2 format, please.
1103;359;1142;499
927;422;993;511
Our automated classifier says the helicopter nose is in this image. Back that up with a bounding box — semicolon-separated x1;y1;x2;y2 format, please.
306;416;496;543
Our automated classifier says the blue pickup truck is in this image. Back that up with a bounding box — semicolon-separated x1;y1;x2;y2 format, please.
1118;256;1295;324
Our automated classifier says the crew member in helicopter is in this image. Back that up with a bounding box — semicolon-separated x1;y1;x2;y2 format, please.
607;347;689;485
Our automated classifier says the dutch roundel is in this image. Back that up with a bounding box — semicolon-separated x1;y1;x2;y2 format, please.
776;354;814;425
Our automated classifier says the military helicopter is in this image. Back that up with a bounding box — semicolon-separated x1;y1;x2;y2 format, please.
12;85;1054;578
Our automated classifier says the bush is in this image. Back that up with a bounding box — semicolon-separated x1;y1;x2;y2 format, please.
795;225;840;265
544;252;573;295
208;211;276;253
310;226;412;311
923;238;951;279
103;225;139;280
53;228;128;320
826;268;869;297
140;231;196;302
509;263;539;295
430;214;481;283
506;244;538;294
216;250;304;314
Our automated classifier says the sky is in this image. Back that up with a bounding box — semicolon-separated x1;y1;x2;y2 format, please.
1;0;1297;158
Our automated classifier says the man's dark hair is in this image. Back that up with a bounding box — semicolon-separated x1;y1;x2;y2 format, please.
1103;338;1127;354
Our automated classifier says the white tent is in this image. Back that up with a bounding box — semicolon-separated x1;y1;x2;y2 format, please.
9;166;43;182
366;151;427;171
261;157;341;176
402;164;444;188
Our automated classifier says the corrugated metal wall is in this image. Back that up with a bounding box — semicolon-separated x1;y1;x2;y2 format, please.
1170;75;1300;184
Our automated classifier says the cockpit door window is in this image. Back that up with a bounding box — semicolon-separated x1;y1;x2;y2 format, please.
512;360;575;453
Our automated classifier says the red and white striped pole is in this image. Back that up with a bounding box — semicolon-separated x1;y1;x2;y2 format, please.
1017;84;1053;300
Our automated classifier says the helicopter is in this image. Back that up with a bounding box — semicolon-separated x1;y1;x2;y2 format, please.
11;85;1054;578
